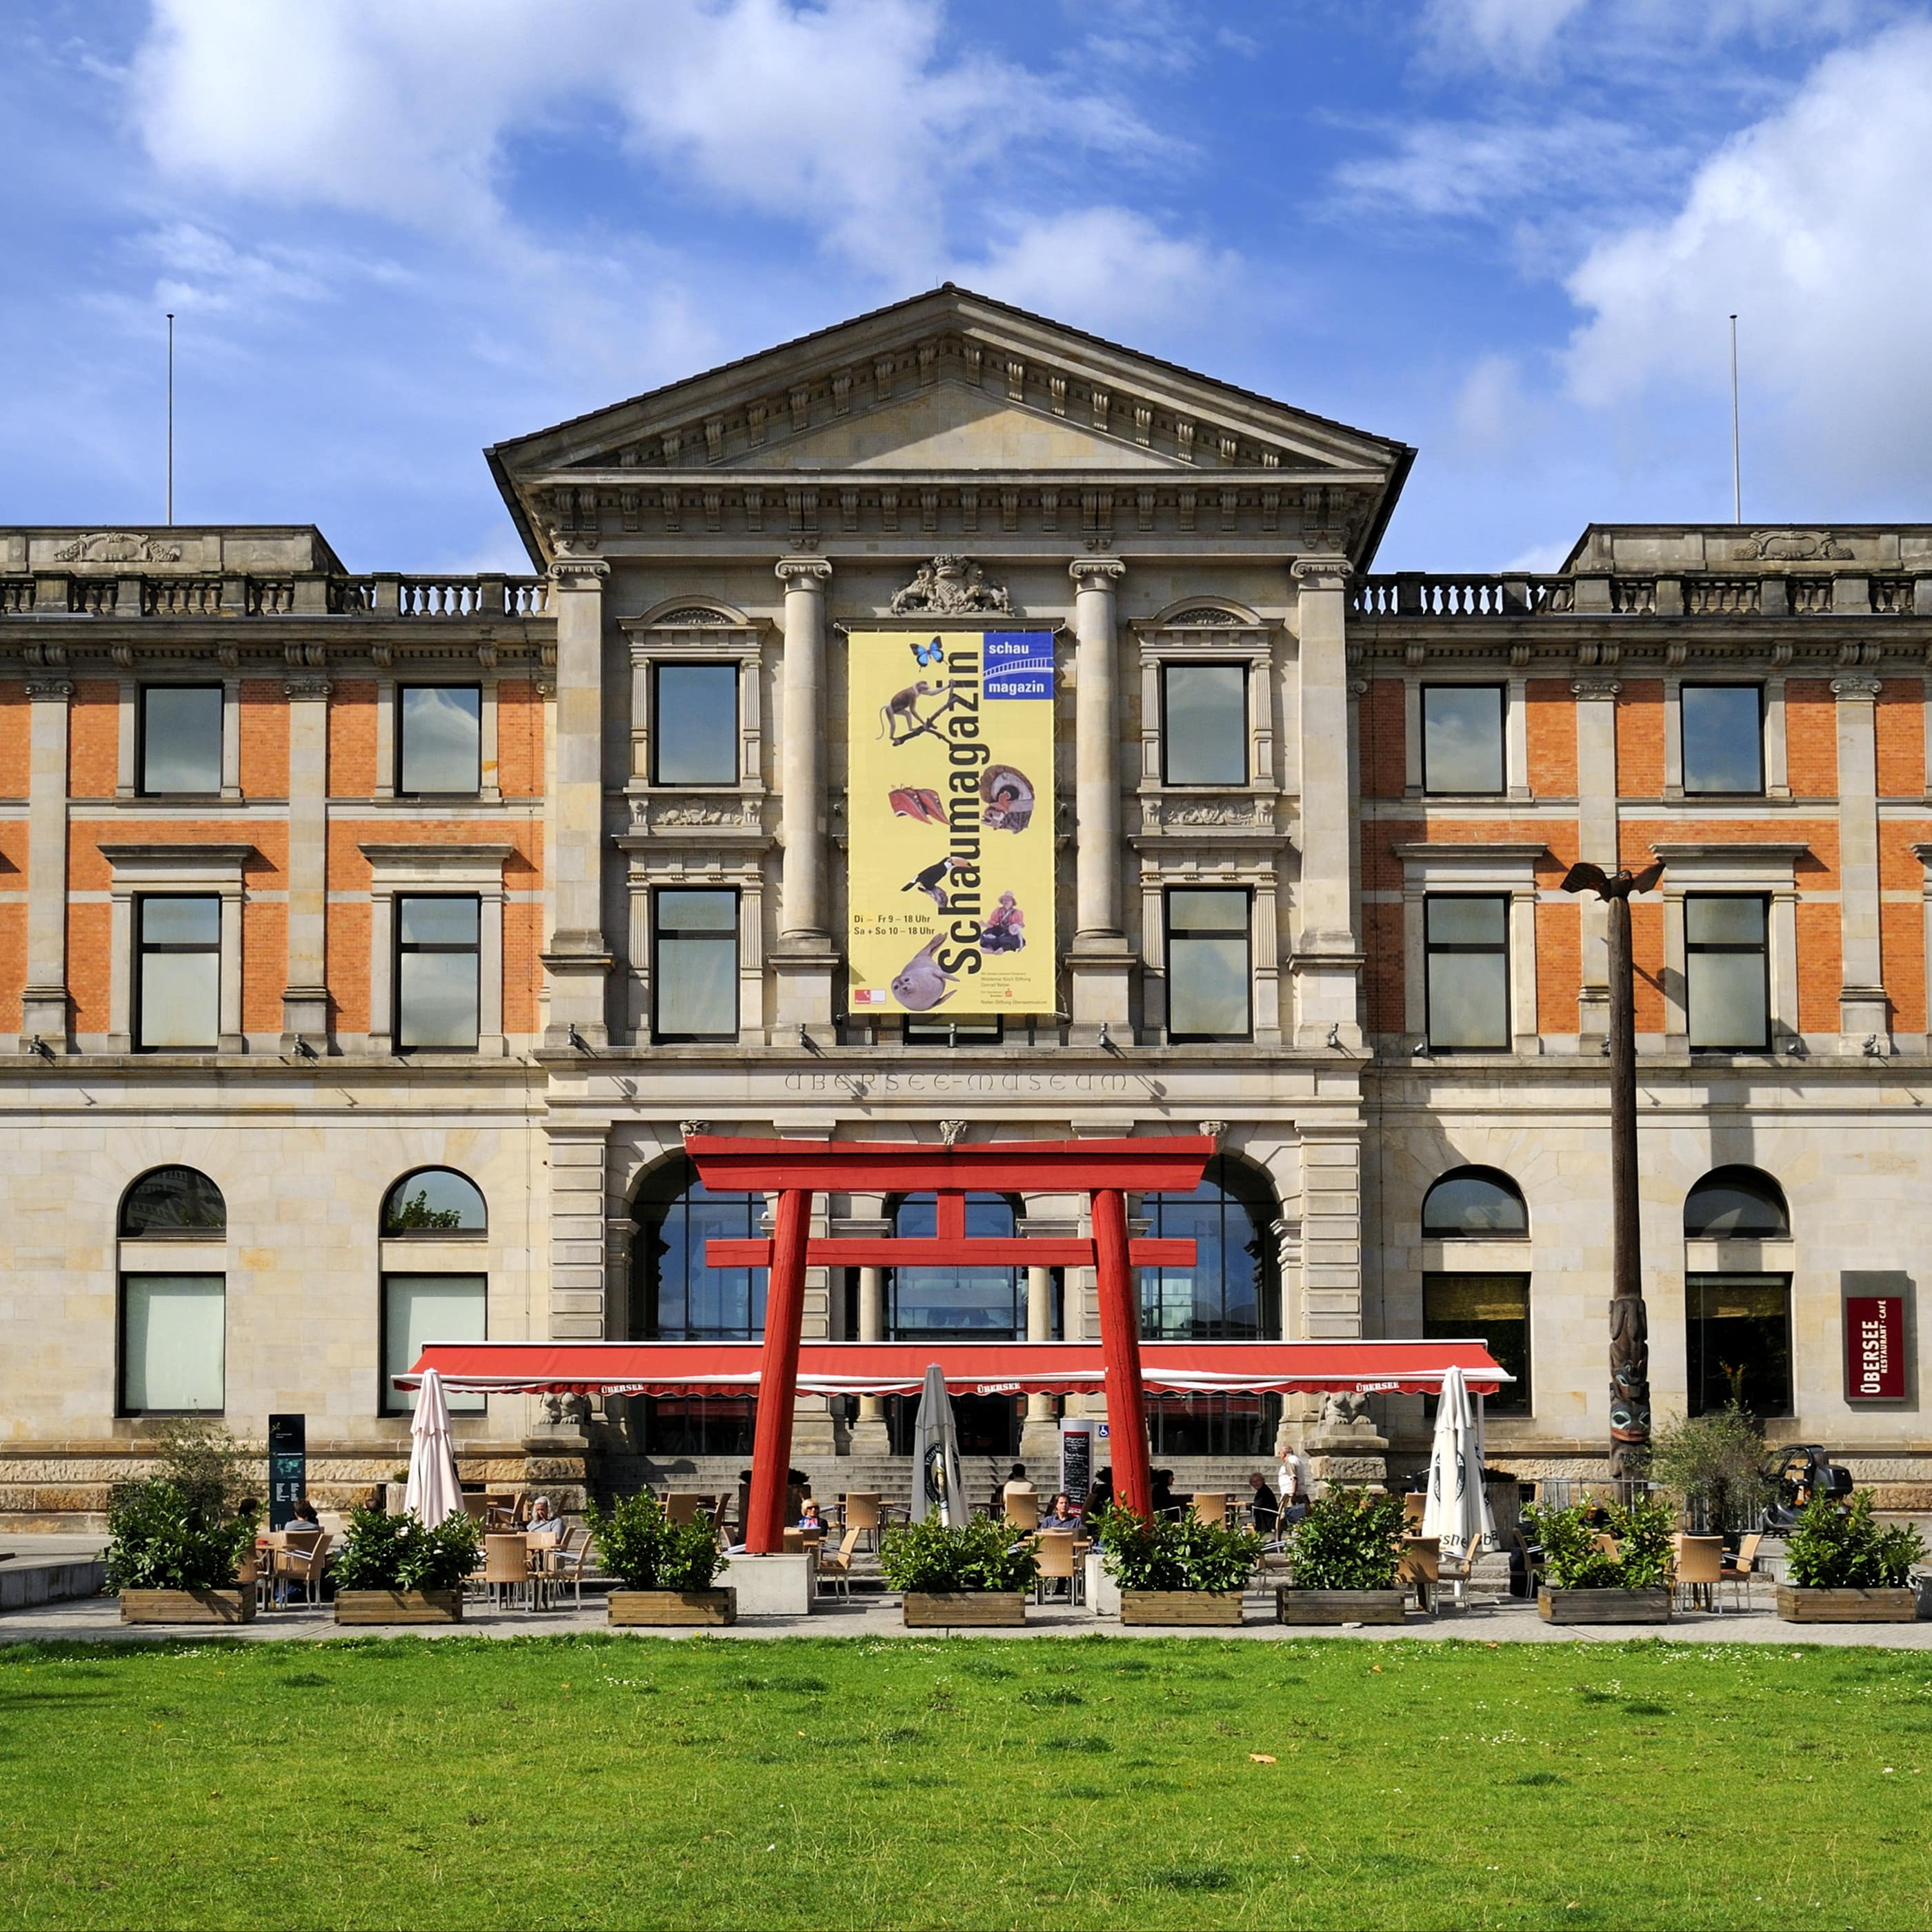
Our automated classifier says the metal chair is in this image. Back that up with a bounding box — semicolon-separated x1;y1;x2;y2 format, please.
274;1531;331;1606
1004;1489;1040;1533
1190;1492;1228;1525
1720;1532;1764;1611
841;1492;883;1552
483;1533;532;1611
1398;1535;1440;1614
665;1491;708;1526
1033;1531;1083;1606
816;1527;864;1598
1675;1533;1724;1612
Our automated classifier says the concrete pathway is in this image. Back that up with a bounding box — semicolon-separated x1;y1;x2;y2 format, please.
6;1586;1932;1647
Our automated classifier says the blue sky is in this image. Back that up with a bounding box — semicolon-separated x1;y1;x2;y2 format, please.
6;0;1931;572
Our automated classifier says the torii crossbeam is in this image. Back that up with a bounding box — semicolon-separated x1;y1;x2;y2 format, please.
686;1134;1213;1553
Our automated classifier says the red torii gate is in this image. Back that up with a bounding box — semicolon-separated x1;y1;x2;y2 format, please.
686;1134;1213;1555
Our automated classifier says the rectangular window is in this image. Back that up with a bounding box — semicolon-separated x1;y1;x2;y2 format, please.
1686;1273;1792;1417
1424;1274;1531;1414
1425;895;1510;1051
1160;663;1247;786
135;895;220;1050
652;664;739;785
653;888;739;1041
397;686;482;795
1165;887;1251;1040
382;1274;486;1415
121;1274;225;1413
1680;684;1764;795
1686;895;1769;1051
396;895;480;1050
1421;684;1505;795
139;686;222;795
903;1015;1004;1046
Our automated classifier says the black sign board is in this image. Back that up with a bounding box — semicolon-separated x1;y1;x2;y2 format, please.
1059;1420;1093;1506
268;1413;307;1530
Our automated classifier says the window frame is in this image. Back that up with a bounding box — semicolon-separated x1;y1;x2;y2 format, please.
137;683;224;798
1679;682;1766;798
133;893;221;1053
1423;893;1511;1053
1158;660;1249;787
1163;885;1253;1044
1421;1167;1529;1239
1686;1271;1793;1419
902;1015;1004;1047
1420;682;1507;797
380;1272;488;1416
650;886;741;1044
119;1271;226;1417
1422;1271;1531;1415
119;1165;227;1239
381;1167;488;1239
393;893;482;1053
1684;892;1771;1053
650;661;741;788
395;683;484;798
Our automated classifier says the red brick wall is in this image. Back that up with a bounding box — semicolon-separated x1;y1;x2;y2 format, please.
1525;679;1577;795
68;681;118;798
1882;901;1925;1035
1358;679;1405;799
239;679;289;797
328;681;377;798
0;683;28;799
1616;681;1664;796
497;679;544;797
1796;901;1841;1032
1875;683;1924;797
1785;679;1838;795
1537;896;1580;1033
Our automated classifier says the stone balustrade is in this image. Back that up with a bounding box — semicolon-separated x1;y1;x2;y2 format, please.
1353;570;1931;619
0;571;550;619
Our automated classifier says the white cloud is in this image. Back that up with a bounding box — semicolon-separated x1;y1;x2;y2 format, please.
1562;19;1932;497
1422;0;1890;72
1422;0;1590;69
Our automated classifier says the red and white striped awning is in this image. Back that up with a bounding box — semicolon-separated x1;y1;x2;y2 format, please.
397;1338;1511;1400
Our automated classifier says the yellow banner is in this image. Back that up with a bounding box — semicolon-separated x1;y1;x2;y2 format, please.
847;628;1056;1017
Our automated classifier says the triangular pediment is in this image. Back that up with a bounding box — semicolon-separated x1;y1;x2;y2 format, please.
487;285;1413;562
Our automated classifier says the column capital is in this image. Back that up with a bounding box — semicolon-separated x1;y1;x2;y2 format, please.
1291;552;1351;590
548;556;609;589
775;555;833;586
1068;557;1126;590
1571;677;1623;702
283;677;334;702
1831;674;1883;701
22;678;72;702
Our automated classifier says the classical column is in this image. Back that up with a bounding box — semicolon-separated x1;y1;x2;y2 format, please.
773;556;837;1033
541;557;612;1046
1018;1262;1059;1465
1833;673;1889;1048
1572;677;1622;1046
850;1264;890;1454
21;676;72;1049
1068;557;1131;1037
1289;555;1362;1046
281;673;332;1047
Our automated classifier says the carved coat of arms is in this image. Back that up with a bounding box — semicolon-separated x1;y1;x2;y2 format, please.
888;555;1012;617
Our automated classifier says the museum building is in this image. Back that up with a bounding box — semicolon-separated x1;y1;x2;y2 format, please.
3;283;1931;1524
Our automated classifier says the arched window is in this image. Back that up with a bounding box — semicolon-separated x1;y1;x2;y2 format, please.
1422;1167;1528;1239
120;1166;226;1236
1138;1157;1280;1342
1684;1166;1789;1239
381;1168;486;1235
885;1193;1023;1337
631;1157;766;1342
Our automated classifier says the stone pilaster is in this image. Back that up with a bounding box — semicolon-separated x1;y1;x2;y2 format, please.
1290;555;1362;1046
849;1264;890;1453
1299;1127;1364;1338
1571;677;1622;1047
546;1119;613;1341
773;556;837;1034
541;558;613;1047
21;677;72;1049
1833;673;1889;1048
1067;557;1131;1037
1019;1262;1059;1463
281;672;332;1047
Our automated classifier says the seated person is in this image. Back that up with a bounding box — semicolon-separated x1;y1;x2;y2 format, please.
797;1500;828;1533
1248;1470;1279;1536
1040;1492;1079;1531
526;1496;568;1544
287;1498;323;1536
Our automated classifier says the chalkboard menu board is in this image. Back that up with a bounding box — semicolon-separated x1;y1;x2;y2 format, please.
1059;1417;1095;1504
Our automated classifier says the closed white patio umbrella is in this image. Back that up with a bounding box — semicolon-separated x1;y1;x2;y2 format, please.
404;1367;463;1528
909;1363;969;1526
1420;1364;1495;1564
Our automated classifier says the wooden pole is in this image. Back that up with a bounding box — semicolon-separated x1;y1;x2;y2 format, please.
745;1186;811;1554
1605;888;1650;1485
1091;1186;1152;1515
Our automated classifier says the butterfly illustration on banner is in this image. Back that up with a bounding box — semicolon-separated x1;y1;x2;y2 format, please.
910;637;944;668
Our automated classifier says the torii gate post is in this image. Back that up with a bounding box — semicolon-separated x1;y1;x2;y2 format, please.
687;1135;1211;1555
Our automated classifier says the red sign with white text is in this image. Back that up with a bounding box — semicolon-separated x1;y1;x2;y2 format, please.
1844;1296;1906;1401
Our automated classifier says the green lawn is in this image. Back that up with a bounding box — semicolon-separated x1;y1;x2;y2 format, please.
0;1633;1926;1931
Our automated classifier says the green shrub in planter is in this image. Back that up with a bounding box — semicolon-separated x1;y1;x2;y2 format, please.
584;1493;728;1591
878;1514;1039;1593
1786;1490;1924;1589
1284;1488;1406;1591
1524;1493;1675;1589
332;1507;482;1592
103;1479;258;1594
1096;1507;1264;1593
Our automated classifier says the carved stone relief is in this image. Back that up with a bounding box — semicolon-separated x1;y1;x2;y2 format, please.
52;532;183;565
888;554;1012;616
1732;529;1854;562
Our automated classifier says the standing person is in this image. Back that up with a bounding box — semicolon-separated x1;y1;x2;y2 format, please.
1277;1444;1314;1526
1248;1470;1279;1537
1081;1468;1115;1532
1149;1468;1179;1517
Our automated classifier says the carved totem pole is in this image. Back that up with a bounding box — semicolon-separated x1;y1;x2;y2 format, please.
1562;859;1664;1484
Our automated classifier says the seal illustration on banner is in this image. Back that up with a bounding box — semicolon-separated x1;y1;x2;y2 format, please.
847;629;1055;1015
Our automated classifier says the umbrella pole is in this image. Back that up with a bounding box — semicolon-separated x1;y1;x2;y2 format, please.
1091;1186;1152;1515
746;1186;811;1555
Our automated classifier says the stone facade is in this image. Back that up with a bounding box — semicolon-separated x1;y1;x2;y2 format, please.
4;288;1931;1523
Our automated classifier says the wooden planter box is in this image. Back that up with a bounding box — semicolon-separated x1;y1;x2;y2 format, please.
119;1587;255;1626
902;1591;1026;1628
335;1589;464;1625
1275;1588;1407;1626
1776;1584;1918;1624
608;1589;737;1627
1537;1586;1671;1624
1120;1590;1245;1627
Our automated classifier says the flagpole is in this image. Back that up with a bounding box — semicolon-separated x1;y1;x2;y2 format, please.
166;312;175;526
1729;312;1740;524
